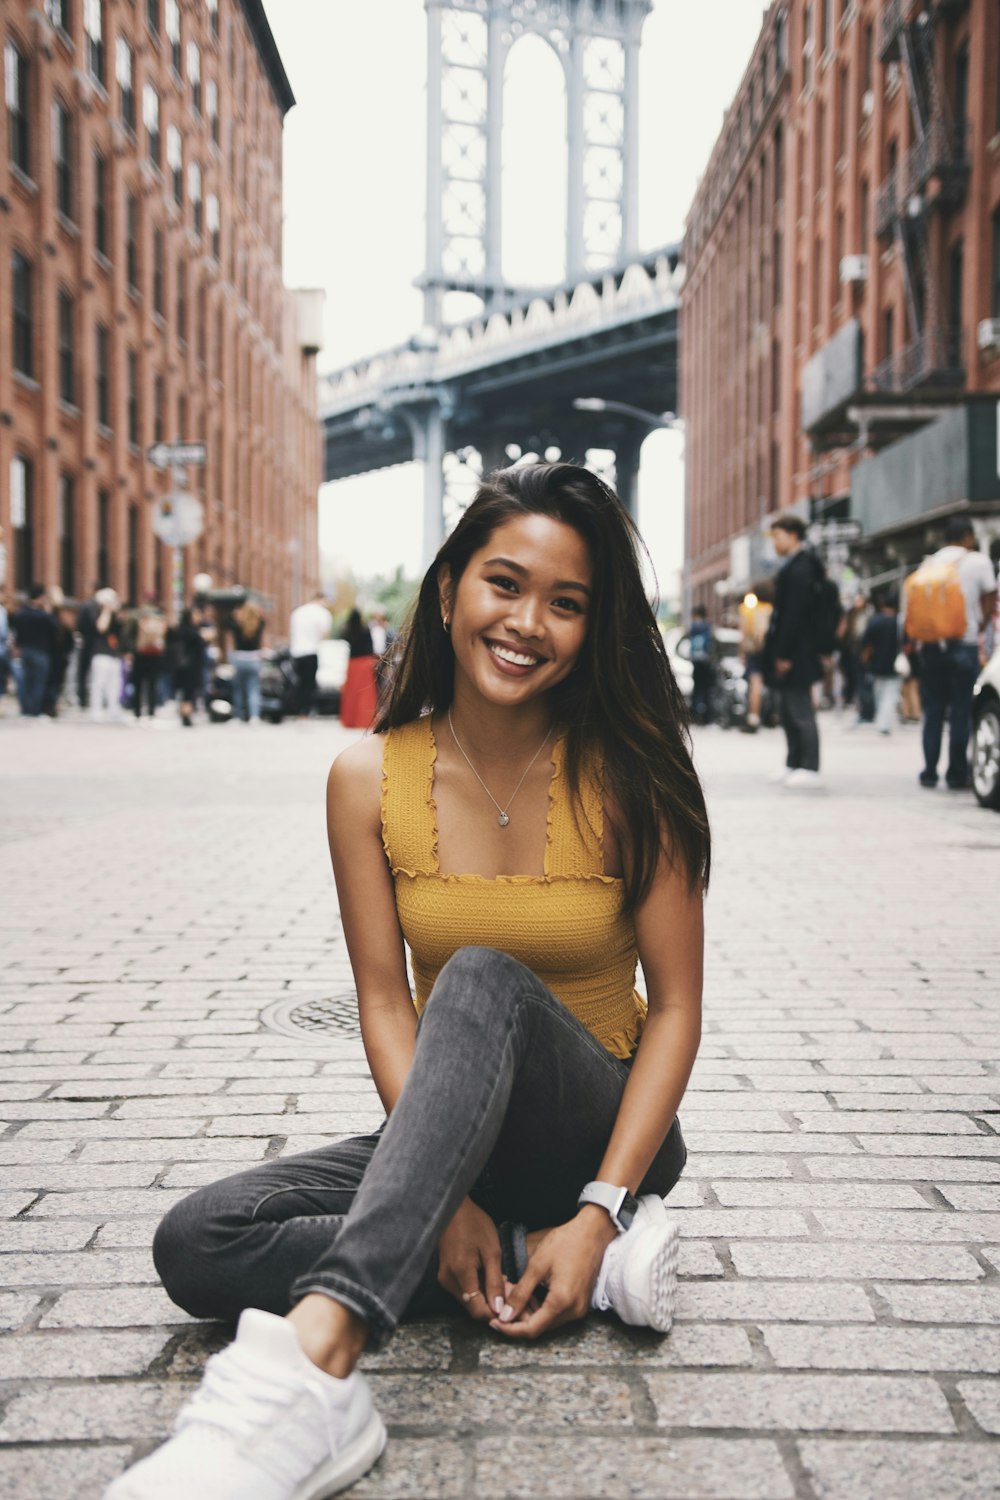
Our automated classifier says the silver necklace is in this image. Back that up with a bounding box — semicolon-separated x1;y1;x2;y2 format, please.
447;708;552;828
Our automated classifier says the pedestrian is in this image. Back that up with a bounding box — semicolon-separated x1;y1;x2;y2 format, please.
0;597;13;707
10;584;55;718
127;595;169;719
41;592;75;717
368;607;397;694
289;593;331;719
75;588;100;709
763;514;827;788
168;608;207;728
229;598;266;723
738;580;774;732
115;463;708;1500
906;516;998;790
339;607;379;729
88;589;125;722
859;591;902;735
688;604;714;725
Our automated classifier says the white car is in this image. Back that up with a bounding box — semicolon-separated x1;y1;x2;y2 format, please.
972;645;1000;809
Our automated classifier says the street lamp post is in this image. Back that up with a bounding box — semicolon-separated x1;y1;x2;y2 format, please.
572;397;682;431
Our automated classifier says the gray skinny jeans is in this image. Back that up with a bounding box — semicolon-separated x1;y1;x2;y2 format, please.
153;946;686;1348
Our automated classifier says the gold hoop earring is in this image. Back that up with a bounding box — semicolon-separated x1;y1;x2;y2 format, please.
442;617;450;634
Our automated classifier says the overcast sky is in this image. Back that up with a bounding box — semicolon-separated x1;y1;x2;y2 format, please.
262;1;768;596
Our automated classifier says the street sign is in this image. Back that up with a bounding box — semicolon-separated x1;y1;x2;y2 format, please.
147;441;208;470
152;492;204;548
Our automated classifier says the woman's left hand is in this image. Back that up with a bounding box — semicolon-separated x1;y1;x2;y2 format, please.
489;1208;617;1340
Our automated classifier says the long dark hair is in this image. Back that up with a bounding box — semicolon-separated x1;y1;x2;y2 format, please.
375;463;710;905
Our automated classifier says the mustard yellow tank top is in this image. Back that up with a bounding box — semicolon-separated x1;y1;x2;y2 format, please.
380;715;646;1059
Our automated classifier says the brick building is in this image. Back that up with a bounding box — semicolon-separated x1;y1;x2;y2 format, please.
682;0;1000;615
1;0;322;623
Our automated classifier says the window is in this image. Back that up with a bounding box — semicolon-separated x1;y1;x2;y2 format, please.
835;208;845;296
207;191;220;260
59;473;75;597
45;0;70;31
97;488;110;586
821;0;833;56
93;149;107;254
773;123;783;206
5;40;30;176
126;191;139;290
58;289;75;404
189;161;202;235
992;207;1000;317
153;227;164;315
207;79;219;145
167;124;182;204
883;305;895;360
127;504;138;605
143;82;160;167
154;373;166;443
771;339;781;414
862;22;874;95
12;250;33;377
954;41;969;154
811;235;823;329
53;100;73;219
208;0;219;39
837;63;848;161
773;228;783;306
10;455;34;593
166;0;181;74
177;259;187;341
147;0;159;35
197;283;207;363
96;322;110;426
84;0;104;85
803;2;813;91
188;41;201;113
127;350;139;445
116;36;135;131
860;176;870;247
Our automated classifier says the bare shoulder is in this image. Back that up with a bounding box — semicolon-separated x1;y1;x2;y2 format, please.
327;734;385;823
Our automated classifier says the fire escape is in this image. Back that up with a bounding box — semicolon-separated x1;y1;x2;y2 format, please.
873;0;969;394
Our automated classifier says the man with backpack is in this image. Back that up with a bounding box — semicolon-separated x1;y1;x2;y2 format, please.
904;517;997;790
764;514;841;789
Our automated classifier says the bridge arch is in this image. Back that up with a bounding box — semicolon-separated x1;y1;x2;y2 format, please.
501;33;568;289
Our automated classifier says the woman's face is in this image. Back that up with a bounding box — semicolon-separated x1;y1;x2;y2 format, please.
442;513;593;709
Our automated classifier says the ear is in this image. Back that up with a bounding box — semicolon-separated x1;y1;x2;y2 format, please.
437;564;453;626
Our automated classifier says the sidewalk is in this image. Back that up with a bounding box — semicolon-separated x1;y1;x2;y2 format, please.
1;711;998;1499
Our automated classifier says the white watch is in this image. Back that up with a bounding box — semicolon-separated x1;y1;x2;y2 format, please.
577;1180;638;1232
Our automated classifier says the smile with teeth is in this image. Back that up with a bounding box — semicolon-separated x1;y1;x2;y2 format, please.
486;640;545;669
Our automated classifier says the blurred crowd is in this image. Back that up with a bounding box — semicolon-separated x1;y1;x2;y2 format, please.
0;583;397;731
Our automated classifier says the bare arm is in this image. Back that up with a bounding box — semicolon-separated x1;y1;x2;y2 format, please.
326;739;416;1113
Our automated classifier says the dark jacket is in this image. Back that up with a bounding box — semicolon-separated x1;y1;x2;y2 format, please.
11;605;56;655
861;612;899;677
764;548;823;688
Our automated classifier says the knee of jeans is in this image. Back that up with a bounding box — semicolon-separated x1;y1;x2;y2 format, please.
152;1194;230;1316
427;945;525;1019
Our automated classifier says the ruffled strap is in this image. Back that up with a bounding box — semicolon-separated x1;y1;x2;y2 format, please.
545;737;605;878
381;716;438;876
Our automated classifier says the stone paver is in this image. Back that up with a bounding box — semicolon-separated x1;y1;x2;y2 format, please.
1;712;999;1498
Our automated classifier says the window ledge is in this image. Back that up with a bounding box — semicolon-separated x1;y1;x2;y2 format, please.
9;164;39;197
97;422;113;442
127;285;142;303
56;211;80;238
59;400;80;419
94;250;112;274
13;370;40;393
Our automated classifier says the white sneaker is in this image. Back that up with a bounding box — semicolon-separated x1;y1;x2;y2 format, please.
767;767;791;784
591;1198;679;1333
784;768;823;790
105;1309;386;1500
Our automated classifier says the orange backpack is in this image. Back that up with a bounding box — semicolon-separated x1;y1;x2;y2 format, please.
903;556;967;643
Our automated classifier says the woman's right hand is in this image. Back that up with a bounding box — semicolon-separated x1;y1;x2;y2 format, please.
437;1197;505;1323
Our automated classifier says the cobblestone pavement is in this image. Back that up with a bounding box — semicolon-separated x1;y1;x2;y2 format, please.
1;708;999;1500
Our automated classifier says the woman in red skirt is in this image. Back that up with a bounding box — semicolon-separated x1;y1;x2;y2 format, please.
339;608;379;728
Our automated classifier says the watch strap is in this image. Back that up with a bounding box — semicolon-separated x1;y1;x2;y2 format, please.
577;1180;638;1232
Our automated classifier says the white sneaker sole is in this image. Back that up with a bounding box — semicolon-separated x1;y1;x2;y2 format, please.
293;1409;387;1500
644;1222;679;1333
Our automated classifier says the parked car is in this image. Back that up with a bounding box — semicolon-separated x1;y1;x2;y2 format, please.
972;645;1000;810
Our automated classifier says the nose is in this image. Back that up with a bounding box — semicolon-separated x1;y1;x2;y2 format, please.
505;592;545;640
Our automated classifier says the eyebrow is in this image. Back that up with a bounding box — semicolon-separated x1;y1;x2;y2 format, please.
482;556;592;597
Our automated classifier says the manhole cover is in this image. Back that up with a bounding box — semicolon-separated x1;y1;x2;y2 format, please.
260;993;361;1041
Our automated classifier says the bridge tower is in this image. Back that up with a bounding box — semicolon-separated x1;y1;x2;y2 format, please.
416;0;653;557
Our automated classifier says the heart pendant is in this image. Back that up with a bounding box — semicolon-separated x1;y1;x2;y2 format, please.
497;812;510;828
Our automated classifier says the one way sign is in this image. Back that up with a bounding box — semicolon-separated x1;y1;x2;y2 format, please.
147;441;207;470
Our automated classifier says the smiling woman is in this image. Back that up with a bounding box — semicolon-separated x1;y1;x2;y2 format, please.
114;463;710;1500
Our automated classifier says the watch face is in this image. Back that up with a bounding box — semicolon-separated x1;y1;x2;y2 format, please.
618;1192;639;1230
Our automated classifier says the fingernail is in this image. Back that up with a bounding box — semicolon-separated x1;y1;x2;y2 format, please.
493;1296;504;1315
499;1303;515;1323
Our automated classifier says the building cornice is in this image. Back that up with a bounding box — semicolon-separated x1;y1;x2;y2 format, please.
239;0;296;117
